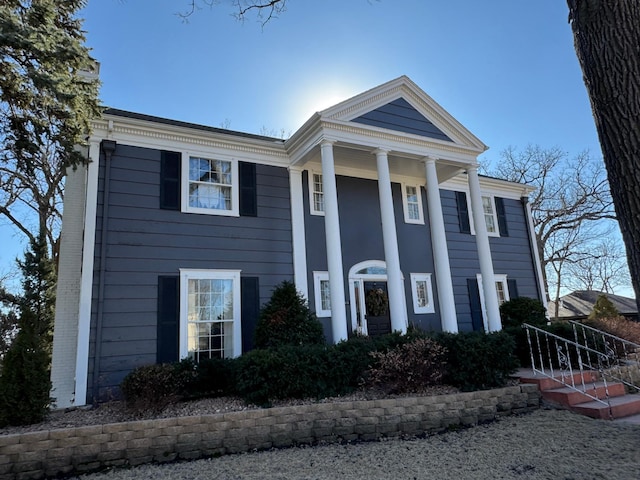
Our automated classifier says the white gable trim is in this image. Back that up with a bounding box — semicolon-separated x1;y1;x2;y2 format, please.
319;76;487;152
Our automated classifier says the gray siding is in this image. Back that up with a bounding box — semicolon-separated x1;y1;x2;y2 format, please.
441;189;540;331
304;173;441;340
89;144;293;401
352;98;452;142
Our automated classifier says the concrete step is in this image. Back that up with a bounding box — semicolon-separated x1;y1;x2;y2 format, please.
542;381;626;406
571;394;640;420
518;369;598;392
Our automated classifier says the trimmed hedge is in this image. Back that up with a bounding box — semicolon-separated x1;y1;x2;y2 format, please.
436;331;518;391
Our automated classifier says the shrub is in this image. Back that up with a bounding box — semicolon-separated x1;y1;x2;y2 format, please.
326;335;377;394
500;297;547;329
436;331;518;391
179;357;238;399
588;316;640;345
364;337;447;394
588;295;620;320
120;363;192;413
254;281;325;349
235;344;331;406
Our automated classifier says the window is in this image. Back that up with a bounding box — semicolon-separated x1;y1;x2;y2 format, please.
309;172;325;215
402;184;424;224
476;273;510;330
410;273;435;314
482;195;498;235
179;269;241;360
456;191;500;237
182;154;239;216
313;271;331;317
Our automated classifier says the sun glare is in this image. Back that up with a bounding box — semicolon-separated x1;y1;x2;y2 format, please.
284;80;362;130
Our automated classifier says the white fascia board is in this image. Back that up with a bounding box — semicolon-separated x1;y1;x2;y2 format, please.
440;173;535;200
318;120;482;162
92;115;290;168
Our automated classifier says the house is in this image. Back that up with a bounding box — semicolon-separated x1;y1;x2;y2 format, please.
50;76;545;407
548;290;638;320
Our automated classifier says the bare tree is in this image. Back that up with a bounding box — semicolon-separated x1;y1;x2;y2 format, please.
568;1;640;313
565;236;631;294
0;142;65;264
180;0;287;24
487;145;617;305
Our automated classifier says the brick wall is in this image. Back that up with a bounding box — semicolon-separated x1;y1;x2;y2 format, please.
0;384;540;480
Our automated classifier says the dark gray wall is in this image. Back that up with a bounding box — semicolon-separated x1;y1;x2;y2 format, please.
89;144;293;400
303;172;441;341
352;98;452;142
441;189;540;332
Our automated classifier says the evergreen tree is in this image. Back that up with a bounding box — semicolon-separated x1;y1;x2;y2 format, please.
255;281;325;349
0;235;56;427
0;0;101;263
588;294;619;320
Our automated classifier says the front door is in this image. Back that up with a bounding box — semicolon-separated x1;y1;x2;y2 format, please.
363;281;391;337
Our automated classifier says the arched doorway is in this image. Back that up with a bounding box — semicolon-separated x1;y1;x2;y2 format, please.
348;260;403;336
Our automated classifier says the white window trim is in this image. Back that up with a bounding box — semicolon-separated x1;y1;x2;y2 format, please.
179;269;242;359
410;273;435;314
308;170;325;216
401;183;425;224
462;191;500;237
181;152;239;217
313;271;331;317
481;194;500;237
476;273;509;332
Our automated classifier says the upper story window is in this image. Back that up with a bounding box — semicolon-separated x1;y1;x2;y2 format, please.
482;195;498;235
454;190;506;237
309;172;325;216
182;154;239;216
402;184;424;224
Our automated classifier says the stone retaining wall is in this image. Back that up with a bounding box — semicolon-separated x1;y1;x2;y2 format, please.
0;384;540;480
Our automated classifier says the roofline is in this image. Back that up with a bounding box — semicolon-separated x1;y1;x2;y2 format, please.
102;108;286;144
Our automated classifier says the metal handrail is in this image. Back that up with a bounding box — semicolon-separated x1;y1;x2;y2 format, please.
523;323;612;409
569;320;640;394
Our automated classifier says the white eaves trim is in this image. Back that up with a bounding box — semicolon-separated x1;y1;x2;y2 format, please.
91;113;290;169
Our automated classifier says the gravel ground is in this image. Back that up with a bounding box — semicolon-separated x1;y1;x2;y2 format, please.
66;409;640;480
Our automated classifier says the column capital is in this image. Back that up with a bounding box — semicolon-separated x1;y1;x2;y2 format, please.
372;147;390;156
421;155;438;165
465;163;480;173
320;138;336;148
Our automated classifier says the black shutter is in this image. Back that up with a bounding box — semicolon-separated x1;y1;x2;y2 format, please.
239;161;257;217
157;276;179;363
507;279;519;300
241;276;260;353
160;151;181;210
467;278;484;332
456;191;471;234
495;197;509;237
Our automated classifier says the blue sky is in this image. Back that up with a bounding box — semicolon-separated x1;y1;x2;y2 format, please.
0;1;612;291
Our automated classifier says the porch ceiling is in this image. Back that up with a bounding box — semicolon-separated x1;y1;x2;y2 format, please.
304;143;466;184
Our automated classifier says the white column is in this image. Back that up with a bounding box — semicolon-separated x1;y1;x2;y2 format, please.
423;157;458;333
75;140;101;406
467;165;501;331
288;167;308;301
374;149;407;334
320;141;348;342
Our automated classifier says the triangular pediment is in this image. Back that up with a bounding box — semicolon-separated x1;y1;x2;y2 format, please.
317;76;486;152
351;97;452;142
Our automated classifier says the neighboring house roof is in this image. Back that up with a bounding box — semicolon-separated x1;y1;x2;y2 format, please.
548;290;638;318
